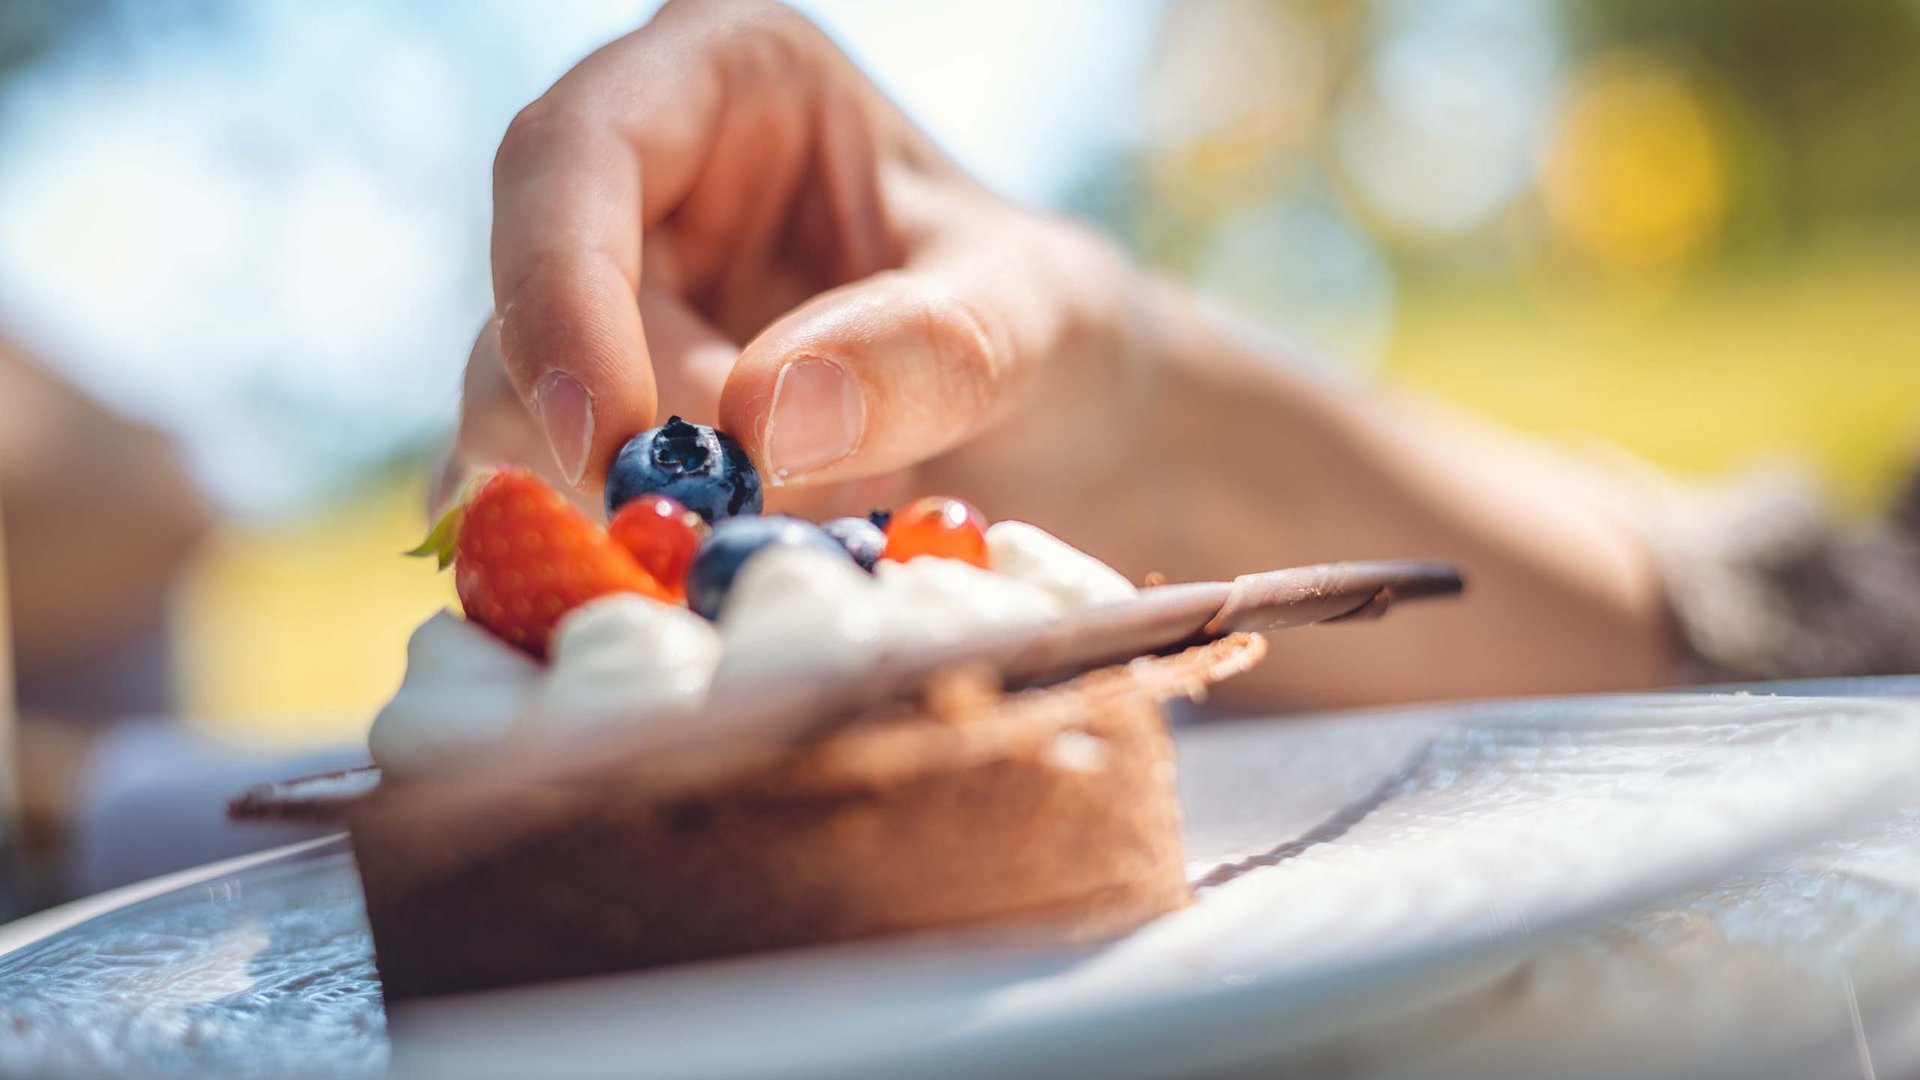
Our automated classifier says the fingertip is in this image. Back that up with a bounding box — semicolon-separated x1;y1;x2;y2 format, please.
762;357;866;486
496;254;657;490
531;370;594;487
716;362;778;471
720;272;1005;487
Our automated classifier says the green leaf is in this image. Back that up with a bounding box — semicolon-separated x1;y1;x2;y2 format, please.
403;470;492;571
404;504;464;570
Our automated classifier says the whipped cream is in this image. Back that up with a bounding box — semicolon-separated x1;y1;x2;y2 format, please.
369;520;1135;772
368;611;543;773
985;520;1136;608
872;555;1064;647
713;546;893;688
532;593;722;731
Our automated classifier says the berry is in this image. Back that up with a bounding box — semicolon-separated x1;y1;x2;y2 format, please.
686;516;847;619
608;493;707;602
882;496;989;567
822;516;887;572
428;469;668;657
606;416;762;525
866;507;893;531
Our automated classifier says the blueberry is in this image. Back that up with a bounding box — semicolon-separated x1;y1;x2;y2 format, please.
685;515;848;619
865;507;893;531
606;416;762;525
822;516;887;572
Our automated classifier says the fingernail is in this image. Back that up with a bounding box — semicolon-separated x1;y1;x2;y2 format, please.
765;359;863;483
533;370;593;487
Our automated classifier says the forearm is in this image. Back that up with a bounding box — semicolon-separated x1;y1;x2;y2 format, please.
1122;282;1678;707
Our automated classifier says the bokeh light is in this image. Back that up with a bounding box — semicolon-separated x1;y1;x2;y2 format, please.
1540;51;1731;271
1333;0;1560;239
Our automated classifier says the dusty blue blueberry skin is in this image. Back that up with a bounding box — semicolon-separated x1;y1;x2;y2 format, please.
822;516;887;572
685;515;849;619
605;416;763;525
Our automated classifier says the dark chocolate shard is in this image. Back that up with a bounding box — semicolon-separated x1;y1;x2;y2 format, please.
228;765;381;822
1204;561;1464;634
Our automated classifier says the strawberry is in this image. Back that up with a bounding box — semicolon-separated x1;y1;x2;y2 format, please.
411;468;668;657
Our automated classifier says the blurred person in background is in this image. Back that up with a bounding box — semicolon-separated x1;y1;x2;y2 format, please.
1;333;209;906
1;336;208;718
1;335;354;914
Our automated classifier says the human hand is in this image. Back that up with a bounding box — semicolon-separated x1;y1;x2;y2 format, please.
444;0;1679;710
446;0;1152;526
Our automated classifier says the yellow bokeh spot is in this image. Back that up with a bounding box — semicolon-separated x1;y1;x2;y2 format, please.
175;473;454;747
1541;53;1730;271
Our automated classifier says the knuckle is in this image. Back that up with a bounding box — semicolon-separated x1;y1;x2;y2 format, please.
725;0;824;44
494;95;587;183
494;98;555;181
899;277;1004;419
1025;213;1130;354
713;5;821;91
658;0;827;91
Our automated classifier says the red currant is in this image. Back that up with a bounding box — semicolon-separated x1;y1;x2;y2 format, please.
608;494;707;602
882;496;989;567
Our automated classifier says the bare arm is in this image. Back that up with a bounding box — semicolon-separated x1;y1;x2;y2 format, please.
1140;287;1673;705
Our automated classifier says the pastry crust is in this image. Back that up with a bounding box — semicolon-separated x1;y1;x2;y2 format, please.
351;634;1264;1000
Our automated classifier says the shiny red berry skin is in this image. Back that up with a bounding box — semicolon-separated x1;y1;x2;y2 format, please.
882;496;989;567
608;494;707;602
448;469;668;657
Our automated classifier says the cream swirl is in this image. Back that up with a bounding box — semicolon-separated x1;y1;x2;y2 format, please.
367;610;543;773
532;593;722;731
985;520;1137;608
368;521;1132;772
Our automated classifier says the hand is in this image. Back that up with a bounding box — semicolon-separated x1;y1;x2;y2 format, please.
446;0;1678;708
447;0;1150;526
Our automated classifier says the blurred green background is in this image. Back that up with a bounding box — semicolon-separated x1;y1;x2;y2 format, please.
2;0;1917;740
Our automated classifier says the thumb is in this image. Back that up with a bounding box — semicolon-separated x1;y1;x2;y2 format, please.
719;259;1050;487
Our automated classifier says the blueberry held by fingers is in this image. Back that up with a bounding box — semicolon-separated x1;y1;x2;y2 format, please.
823;516;887;572
686;516;849;619
606;417;763;525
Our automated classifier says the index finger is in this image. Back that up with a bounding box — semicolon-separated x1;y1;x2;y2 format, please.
488;7;728;488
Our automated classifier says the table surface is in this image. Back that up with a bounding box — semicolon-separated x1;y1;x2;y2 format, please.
3;686;1920;1080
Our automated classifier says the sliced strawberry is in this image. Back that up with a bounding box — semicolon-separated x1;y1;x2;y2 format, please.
414;468;667;657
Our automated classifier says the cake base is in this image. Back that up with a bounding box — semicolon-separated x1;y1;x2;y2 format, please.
350;634;1263;1000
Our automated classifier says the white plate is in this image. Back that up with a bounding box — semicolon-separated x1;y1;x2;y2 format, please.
5;692;1920;1080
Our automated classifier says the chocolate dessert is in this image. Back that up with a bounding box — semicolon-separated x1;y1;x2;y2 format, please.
347;635;1259;999
231;420;1464;1000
